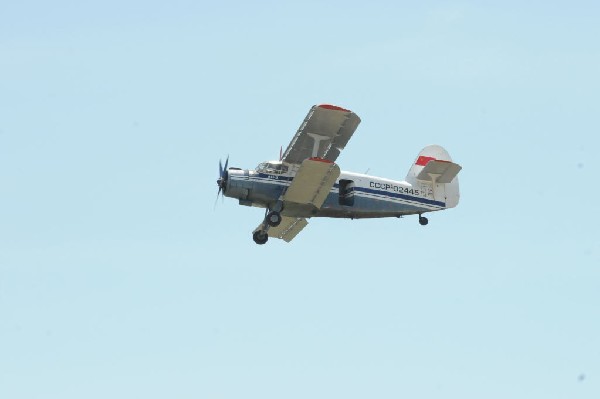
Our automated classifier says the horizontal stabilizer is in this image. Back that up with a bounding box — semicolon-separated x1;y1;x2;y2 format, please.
417;160;462;183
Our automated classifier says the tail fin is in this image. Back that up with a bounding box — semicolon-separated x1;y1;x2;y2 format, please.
406;145;461;208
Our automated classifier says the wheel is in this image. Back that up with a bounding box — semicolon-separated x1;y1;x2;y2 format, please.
419;215;429;226
266;211;282;227
253;230;268;245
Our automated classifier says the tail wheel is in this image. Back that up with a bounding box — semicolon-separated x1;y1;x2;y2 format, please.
419;215;429;226
266;211;282;227
253;230;268;245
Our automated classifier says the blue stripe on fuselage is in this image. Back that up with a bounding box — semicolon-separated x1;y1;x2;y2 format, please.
245;175;446;208
336;184;446;208
256;173;293;182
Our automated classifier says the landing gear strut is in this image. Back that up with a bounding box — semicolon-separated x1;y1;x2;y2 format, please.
253;230;268;245
252;203;283;245
419;214;429;226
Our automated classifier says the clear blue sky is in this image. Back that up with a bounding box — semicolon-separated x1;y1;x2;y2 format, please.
1;1;599;398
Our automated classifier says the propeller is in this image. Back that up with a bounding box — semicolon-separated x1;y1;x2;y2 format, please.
216;155;229;202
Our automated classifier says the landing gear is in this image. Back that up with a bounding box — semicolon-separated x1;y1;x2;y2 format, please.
253;204;282;245
419;214;429;226
253;230;268;245
266;211;282;227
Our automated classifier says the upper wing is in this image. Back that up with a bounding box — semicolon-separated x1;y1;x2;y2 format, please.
281;104;361;165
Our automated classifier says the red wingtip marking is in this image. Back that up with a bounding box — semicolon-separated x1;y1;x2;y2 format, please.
318;104;350;112
416;156;436;166
308;157;333;163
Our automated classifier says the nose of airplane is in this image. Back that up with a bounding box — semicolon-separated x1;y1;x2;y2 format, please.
216;157;229;197
216;175;226;190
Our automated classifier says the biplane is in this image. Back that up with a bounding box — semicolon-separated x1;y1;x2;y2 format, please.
216;104;461;244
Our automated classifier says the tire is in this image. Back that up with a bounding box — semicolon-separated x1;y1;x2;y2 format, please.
253;230;268;245
266;211;282;227
419;216;429;226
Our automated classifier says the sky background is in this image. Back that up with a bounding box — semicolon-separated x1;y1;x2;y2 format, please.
1;1;599;398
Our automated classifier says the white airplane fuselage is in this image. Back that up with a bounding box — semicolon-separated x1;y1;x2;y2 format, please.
224;161;454;219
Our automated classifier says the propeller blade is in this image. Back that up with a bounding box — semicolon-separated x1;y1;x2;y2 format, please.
216;156;230;208
223;155;229;175
214;187;222;209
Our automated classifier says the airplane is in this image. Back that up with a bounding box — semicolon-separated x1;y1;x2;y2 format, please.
216;104;461;245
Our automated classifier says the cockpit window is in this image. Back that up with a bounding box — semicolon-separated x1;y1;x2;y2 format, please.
256;163;267;172
256;162;288;174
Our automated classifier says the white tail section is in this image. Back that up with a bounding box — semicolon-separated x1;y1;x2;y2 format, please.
405;145;461;208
